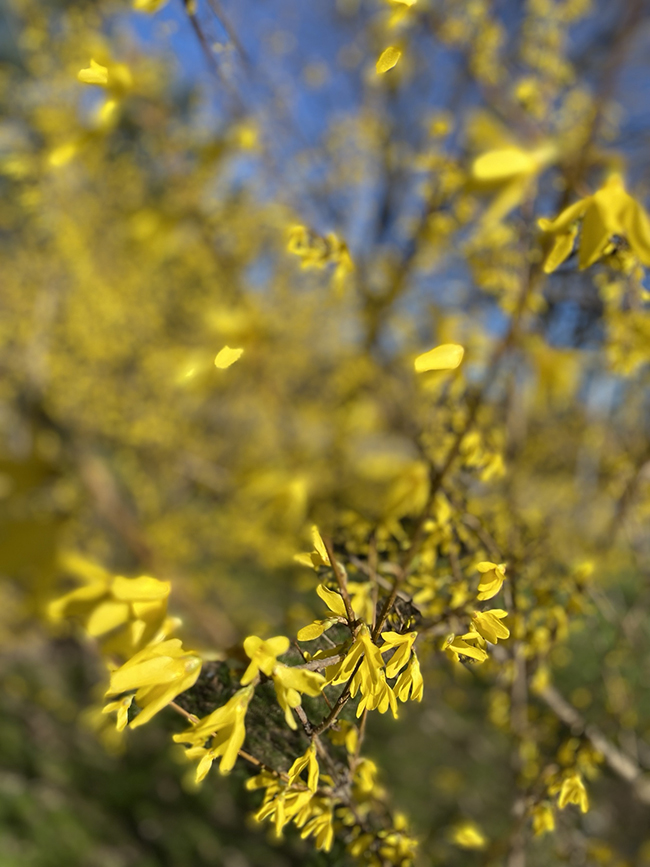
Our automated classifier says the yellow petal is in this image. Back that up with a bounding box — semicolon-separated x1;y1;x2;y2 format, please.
316;584;347;618
578;201;610;269
542;227;577;274
297;620;334;641
376;46;402;74
414;343;464;373
311;525;329;562
133;0;169;10
112;575;171;601
77;59;109;86
108;656;184;693
86;600;130;637
214;346;244;369
538;198;590;235
623;200;650;266
472;147;536;181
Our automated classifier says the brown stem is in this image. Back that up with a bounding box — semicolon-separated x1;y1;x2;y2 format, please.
538;685;650;804
322;535;357;627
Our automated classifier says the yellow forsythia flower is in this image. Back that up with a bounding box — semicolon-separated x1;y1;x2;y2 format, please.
531;802;556;836
538;173;650;272
442;633;489;664
272;664;325;729
241;633;325;728
470;609;510;643
294;525;330;569
102;694;134;732
476;561;507;600
557;772;589;813
77;59;109;86
357;669;398;718
380;631;417;678
287;743;319;792
451;821;487;849
77;58;133;94
241;635;290;683
394;652;424;702
49;566;173;656
104;638;202;728
173;685;254;778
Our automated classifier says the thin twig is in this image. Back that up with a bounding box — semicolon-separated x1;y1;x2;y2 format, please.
322;535;357;627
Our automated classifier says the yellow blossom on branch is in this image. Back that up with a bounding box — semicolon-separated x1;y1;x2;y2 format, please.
327;625;385;695
380;631;417;678
104;638;202;728
394;653;424;702
272;664;325;729
241;635;290;684
442;633;489;664
470;609;510;644
287;743;319;792
172;685;254;778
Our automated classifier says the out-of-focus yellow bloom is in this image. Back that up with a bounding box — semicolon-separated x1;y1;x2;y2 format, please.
451;821;487;849
414;343;465;372
133;0;169;11
468;111;557;225
328;720;358;754
557;772;589;813
476;561;507;600
102;694;134;732
77;59;109;86
214;345;243;369
49;565;173;656
287;226;352;281
104;638;202;728
538;174;650;272
471;609;509;643
531;802;556;836
297;801;335;851
472;143;556;184
241;635;290;684
77;58;133;94
376;46;402;74
173;685;254;777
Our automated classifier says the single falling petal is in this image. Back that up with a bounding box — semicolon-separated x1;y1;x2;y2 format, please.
376;46;402;74
414;343;465;373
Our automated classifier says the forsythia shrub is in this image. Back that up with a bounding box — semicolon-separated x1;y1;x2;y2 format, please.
2;0;650;865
